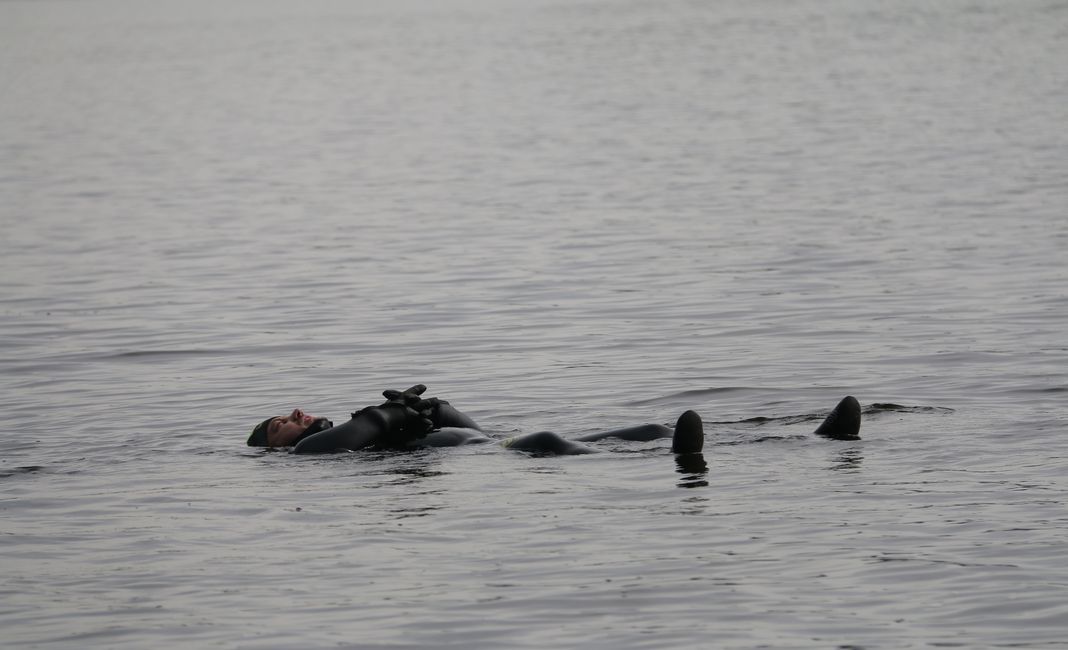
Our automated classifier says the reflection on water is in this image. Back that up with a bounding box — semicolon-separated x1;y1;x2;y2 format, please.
828;447;864;473
675;453;709;488
676;494;711;517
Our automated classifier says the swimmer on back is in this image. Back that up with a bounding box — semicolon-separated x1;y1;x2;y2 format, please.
247;385;861;455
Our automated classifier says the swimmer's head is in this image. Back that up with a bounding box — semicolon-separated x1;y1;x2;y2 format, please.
247;408;333;447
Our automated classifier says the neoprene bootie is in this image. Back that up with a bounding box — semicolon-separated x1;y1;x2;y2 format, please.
813;396;861;440
671;410;704;454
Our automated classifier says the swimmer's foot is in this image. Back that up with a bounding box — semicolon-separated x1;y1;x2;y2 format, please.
813;396;861;440
671;410;704;454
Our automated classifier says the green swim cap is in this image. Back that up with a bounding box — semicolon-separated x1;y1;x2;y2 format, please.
247;417;275;447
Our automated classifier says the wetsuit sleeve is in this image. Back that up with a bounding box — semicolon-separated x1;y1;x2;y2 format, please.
292;403;433;454
290;385;479;453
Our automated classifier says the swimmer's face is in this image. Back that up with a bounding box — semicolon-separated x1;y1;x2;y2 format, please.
266;408;320;447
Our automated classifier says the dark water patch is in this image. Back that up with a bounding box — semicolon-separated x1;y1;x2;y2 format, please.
389;505;445;519
868;403;955;414
1018;386;1068;394
1;343;335;371
625;386;763;406
104;348;242;360
0;465;46;479
0;459;90;479
871;554;1019;570
712;434;810;445
747;434;811;444
0;360;89;375
97;343;329;362
709;412;821;427
388;468;450;485
709;402;954;428
827;448;865;472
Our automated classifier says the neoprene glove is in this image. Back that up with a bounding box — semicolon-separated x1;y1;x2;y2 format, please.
354;384;438;447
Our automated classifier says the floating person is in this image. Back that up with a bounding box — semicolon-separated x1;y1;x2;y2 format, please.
246;385;861;455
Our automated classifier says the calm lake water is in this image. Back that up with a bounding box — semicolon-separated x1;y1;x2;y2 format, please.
2;0;1066;647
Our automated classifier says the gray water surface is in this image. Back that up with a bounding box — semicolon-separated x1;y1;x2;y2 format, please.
2;0;1067;647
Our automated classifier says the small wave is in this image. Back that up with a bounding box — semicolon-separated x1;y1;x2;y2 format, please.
708;413;820;427
1024;386;1068;394
714;434;810;445
625;386;756;406
26;342;331;364
705;402;954;428
0;465;46;479
105;349;231;360
868;403;955;414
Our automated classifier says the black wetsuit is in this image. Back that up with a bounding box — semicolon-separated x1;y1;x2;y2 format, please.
281;388;857;455
292;400;484;453
291;401;705;456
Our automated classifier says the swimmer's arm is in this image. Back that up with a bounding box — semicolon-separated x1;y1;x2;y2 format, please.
292;404;429;453
291;414;384;453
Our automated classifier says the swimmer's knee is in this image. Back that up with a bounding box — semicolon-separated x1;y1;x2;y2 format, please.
502;431;594;455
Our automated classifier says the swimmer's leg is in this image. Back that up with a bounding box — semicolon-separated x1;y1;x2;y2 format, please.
813;396;861;440
501;431;596;455
571;411;704;454
573;423;672;442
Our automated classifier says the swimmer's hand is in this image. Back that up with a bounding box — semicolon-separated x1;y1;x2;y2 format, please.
382;384;427;402
379;384;440;429
351;384;441;447
379;383;477;431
